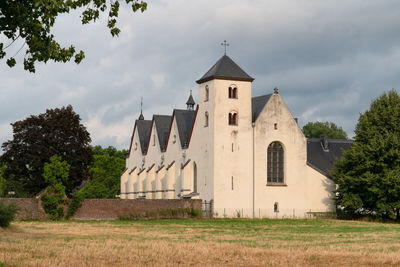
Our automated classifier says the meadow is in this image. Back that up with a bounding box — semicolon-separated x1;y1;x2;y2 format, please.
1;219;400;266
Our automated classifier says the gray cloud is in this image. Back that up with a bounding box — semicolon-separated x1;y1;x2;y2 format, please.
1;0;400;148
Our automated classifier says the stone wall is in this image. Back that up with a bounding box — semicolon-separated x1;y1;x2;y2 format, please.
0;198;202;220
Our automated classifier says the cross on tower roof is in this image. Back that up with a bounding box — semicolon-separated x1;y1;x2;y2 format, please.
221;40;229;55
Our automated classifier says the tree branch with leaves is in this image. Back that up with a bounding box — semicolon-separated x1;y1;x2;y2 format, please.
0;0;147;72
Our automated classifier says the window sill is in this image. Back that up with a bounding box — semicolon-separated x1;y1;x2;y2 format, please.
266;183;287;187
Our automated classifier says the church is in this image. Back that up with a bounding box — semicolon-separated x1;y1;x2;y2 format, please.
121;54;352;218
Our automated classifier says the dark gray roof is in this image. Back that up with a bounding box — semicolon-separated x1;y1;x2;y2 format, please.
307;138;353;178
174;109;197;148
196;55;254;84
186;94;195;105
252;94;272;122
153;115;172;152
136;120;152;154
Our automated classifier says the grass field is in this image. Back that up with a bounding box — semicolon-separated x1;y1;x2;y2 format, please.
1;219;400;266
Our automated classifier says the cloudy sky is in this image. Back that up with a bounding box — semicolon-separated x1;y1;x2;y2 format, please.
1;0;400;150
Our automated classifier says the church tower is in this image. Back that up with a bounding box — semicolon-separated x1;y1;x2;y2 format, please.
195;54;254;214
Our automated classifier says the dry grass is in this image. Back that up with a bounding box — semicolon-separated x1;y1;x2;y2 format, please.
1;219;400;266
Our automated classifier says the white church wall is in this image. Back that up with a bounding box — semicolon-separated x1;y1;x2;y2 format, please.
186;81;214;203
126;126;143;170
127;168;137;199
120;169;129;199
209;79;253;216
252;92;334;218
306;166;336;212
163;118;185;199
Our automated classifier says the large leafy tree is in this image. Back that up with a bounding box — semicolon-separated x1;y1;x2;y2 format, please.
0;105;93;196
333;90;400;220
302;121;348;139
0;0;147;72
79;145;126;198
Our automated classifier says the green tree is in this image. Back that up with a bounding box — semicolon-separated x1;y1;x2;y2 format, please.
333;89;400;220
41;155;70;220
0;0;147;72
0;105;93;196
0;164;6;197
302;121;348;139
79;146;126;198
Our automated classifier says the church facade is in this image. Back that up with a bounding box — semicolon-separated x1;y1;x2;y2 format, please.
121;55;352;218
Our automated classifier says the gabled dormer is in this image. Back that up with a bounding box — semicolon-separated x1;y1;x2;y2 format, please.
128;119;152;157
147;115;172;153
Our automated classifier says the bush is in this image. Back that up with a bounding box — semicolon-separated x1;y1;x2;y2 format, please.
66;193;84;219
0;202;19;228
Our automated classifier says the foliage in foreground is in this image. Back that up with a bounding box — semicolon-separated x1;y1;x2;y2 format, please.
333;89;400;220
40;155;70;220
0;202;19;228
0;0;147;72
0;105;93;197
302;121;348;139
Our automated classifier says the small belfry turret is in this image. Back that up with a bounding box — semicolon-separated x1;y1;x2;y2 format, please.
138;97;144;120
186;90;195;110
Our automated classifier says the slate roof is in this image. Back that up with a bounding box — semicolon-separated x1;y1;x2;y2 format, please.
196;55;254;84
252;94;272;122
174;109;197;148
136;120;152;155
153;115;172;152
307;138;353;178
186;94;195;106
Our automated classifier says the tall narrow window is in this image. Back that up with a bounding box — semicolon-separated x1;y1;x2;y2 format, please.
229;112;238;125
193;162;197;193
267;142;284;184
204;111;209;127
205;85;209;102
153;134;156;146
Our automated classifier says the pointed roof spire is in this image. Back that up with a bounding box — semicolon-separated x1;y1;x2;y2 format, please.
196;55;254;84
186;90;195;110
138;97;144;120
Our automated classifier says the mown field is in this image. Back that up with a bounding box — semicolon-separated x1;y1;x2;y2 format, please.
1;219;400;266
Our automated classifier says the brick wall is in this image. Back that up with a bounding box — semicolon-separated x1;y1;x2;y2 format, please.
0;198;202;220
0;198;47;220
72;199;202;220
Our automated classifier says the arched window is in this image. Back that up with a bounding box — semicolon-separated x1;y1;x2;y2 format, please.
228;86;238;99
228;112;238;125
193;162;197;193
267;142;284;184
205;85;209;102
204;111;209;127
